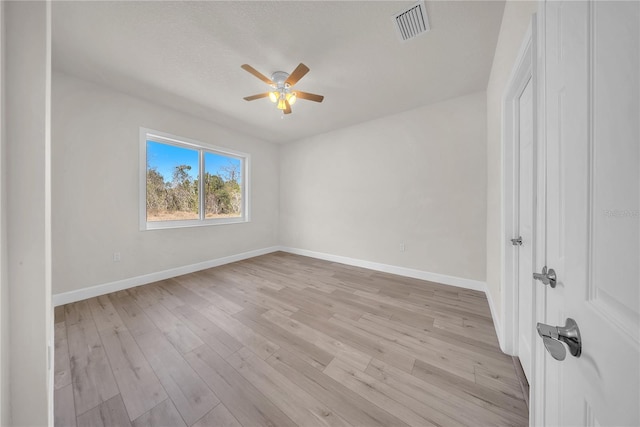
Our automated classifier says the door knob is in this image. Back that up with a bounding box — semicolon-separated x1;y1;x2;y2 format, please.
533;266;557;288
536;318;582;361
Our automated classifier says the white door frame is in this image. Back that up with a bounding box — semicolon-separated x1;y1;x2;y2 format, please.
501;16;537;356
531;4;547;425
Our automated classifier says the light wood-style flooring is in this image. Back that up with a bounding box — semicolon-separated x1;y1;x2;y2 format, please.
54;252;528;427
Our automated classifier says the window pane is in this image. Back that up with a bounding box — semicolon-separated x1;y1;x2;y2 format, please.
204;152;242;219
146;141;199;222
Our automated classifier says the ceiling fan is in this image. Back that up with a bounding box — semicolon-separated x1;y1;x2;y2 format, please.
241;63;324;114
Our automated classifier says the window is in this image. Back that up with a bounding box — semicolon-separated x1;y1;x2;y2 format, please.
140;128;249;230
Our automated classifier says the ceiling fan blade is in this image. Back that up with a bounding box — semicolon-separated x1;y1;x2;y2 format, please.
241;64;274;85
285;63;310;87
295;91;324;103
243;92;270;101
284;99;292;114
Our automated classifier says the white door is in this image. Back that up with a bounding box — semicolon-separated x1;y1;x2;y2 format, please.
517;77;534;381
538;1;640;425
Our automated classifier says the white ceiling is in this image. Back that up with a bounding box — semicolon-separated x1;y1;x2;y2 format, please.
52;1;505;143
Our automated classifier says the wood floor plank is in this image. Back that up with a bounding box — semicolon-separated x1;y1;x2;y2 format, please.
331;271;377;288
298;273;364;295
55;305;66;324
88;295;127;332
366;357;521;426
429;320;504;356
262;309;372;371
132;399;187;427
412;358;528;424
135;329;219;426
157;278;211;310
290;273;341;294
425;291;493;317
433;315;499;344
233;308;334;370
227;347;352;427
54;322;71;390
323;358;436;427
198;303;279;360
396;336;477;382
388;308;438;331
284;287;361;319
225;265;288;291
292;310;416;373
54;384;76;427
302;287;371;320
193;281;263;314
474;365;524;400
131;282;184;310
328;289;397;319
376;285;414;299
352;288;444;316
76;394;132;427
64;300;93;326
178;274;245;314
184;344;297;427
109;294;157;337
214;278;299;314
267;350;409;427
353;287;492;325
328;357;467;427
140;302;204;354
347;312;514;376
67;315;119;415
362;311;507;367
262;287;335;320
192;404;242;427
351;312;432;344
173;304;242;358
329;312;477;382
98;327;168;421
224;263;307;292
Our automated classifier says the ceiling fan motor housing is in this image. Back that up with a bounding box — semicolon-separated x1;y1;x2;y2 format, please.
270;71;290;89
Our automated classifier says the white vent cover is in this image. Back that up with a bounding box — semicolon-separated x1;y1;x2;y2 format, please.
392;1;430;42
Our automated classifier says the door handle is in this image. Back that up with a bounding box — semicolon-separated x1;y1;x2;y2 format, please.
536;318;582;361
533;266;557;288
511;236;523;246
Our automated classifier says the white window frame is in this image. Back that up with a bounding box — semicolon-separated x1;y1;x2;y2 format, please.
139;128;250;230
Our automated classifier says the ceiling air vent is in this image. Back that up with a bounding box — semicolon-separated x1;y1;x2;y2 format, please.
392;0;430;42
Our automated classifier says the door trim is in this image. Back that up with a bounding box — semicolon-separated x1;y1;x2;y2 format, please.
501;17;536;356
531;5;546;426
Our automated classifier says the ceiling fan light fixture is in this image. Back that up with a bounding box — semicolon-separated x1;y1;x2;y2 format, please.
241;63;324;114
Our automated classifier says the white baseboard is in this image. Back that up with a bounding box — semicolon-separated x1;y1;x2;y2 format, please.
52;246;280;306
278;246;486;292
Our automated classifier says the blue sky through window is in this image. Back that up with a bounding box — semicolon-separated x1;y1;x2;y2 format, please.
147;140;241;183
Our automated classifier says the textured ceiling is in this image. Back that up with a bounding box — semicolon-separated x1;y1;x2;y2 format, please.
52;1;505;143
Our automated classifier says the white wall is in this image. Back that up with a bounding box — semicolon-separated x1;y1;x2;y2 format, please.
486;2;538;326
5;1;52;425
280;92;487;282
52;72;279;295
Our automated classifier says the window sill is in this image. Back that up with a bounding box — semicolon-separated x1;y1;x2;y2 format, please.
141;216;249;231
